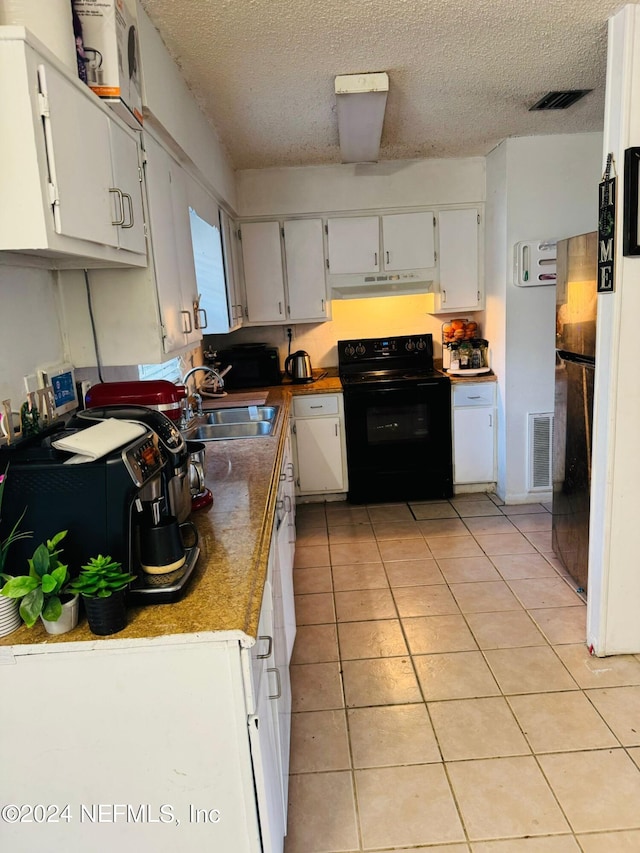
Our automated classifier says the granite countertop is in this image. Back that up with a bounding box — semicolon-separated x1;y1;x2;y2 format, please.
1;366;498;651
446;371;498;384
0;386;294;652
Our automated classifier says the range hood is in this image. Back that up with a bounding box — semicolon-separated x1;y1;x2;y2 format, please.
329;269;436;299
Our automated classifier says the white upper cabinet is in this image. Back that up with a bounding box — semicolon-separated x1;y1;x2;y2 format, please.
241;219;328;325
108;121;146;255
327;212;436;276
0;30;146;268
382;212;435;270
145;134;200;351
432;208;482;313
242;221;287;323
283;219;327;320
327;216;380;274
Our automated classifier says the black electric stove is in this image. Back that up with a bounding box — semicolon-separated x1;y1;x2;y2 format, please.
338;334;452;503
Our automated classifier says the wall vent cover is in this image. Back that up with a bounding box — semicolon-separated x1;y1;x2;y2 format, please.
529;90;592;111
528;413;553;491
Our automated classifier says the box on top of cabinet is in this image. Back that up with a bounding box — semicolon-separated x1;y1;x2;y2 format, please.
73;0;142;129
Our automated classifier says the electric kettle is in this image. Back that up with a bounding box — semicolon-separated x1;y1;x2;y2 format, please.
284;350;314;383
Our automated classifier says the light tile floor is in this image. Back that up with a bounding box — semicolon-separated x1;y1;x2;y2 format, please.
285;493;640;853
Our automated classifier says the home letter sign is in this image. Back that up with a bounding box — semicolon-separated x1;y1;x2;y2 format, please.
598;173;615;294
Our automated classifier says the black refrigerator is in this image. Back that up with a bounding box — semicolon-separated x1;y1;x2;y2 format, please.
552;231;597;592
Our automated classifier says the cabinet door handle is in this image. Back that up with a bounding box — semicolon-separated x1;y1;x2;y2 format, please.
267;667;282;700
278;301;283;315
309;405;323;409
109;187;125;226
489;414;493;427
284;494;292;512
256;635;273;659
121;192;134;228
321;298;325;312
287;461;295;481
181;310;193;333
469;395;482;399
335;423;338;436
196;306;208;330
374;252;378;267
442;289;447;304
386;251;390;264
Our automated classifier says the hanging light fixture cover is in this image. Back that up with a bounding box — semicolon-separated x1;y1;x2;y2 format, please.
335;72;389;163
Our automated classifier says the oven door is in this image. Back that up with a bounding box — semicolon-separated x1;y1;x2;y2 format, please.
342;379;453;503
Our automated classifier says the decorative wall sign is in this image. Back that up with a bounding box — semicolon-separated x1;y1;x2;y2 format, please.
623;147;640;256
598;157;616;293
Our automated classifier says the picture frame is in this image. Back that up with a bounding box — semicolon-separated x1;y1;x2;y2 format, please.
623;147;640;256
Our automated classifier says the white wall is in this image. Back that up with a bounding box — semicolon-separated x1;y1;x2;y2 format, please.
484;142;508;496
205;293;469;371
485;132;603;503
0;266;65;407
588;4;640;655
237;157;485;217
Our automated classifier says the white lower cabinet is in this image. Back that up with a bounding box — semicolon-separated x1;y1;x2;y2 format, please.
292;394;348;495
0;465;297;853
452;382;497;484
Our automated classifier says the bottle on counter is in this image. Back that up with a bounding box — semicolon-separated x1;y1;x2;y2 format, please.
449;343;460;371
459;342;472;369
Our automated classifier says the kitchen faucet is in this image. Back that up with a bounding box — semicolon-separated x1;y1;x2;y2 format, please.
180;365;226;422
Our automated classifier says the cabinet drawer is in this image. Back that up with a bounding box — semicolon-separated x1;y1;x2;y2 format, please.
453;383;496;408
293;394;339;417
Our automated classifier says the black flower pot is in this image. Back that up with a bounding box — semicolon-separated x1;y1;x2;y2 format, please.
83;590;127;636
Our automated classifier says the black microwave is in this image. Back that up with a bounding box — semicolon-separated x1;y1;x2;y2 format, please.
215;345;282;389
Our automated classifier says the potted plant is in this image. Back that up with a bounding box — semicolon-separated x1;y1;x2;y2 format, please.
67;555;136;636
0;531;79;635
0;465;33;637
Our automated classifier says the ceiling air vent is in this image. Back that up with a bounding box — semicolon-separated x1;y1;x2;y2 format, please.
529;90;592;111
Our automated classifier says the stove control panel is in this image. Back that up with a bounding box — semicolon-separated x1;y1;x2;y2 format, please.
339;335;433;362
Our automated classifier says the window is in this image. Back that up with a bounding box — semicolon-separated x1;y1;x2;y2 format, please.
189;207;229;332
138;358;182;382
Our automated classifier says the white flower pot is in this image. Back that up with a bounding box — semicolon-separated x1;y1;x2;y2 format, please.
41;595;79;635
0;595;21;638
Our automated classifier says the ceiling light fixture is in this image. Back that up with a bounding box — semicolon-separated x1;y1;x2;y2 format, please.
335;72;389;164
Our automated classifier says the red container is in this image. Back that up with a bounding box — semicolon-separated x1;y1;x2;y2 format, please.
85;381;186;421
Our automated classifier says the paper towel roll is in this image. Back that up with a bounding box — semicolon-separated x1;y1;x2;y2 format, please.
0;0;76;71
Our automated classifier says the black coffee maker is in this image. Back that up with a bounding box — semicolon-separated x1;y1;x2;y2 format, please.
76;404;191;524
0;421;199;604
0;424;164;578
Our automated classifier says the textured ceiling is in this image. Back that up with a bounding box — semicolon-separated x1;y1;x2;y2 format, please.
139;0;631;171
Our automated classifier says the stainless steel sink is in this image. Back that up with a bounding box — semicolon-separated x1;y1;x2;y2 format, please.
191;421;274;440
205;406;278;425
182;404;279;440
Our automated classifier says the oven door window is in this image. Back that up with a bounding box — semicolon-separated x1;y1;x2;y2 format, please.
366;402;429;444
